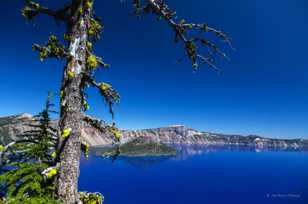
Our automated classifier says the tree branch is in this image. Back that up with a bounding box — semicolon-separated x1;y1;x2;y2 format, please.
0;140;39;165
83;73;120;120
132;0;233;71
22;1;71;22
82;115;109;133
32;35;69;61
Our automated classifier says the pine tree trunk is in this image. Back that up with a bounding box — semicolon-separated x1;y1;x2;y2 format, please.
56;2;89;203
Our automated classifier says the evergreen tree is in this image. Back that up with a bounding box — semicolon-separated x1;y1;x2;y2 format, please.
0;94;59;202
20;0;232;203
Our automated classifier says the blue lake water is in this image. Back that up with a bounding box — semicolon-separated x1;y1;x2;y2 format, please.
79;146;308;204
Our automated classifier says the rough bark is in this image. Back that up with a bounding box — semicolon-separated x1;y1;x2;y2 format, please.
56;1;89;203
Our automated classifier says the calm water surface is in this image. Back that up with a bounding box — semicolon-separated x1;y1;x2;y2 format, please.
79;145;308;204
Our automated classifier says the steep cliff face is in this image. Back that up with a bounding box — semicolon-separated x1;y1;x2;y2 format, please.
121;125;207;144
0;114;115;147
80;120;115;146
1;114;308;150
0;113;36;144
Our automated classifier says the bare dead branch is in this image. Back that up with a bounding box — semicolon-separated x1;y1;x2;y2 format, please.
131;0;233;71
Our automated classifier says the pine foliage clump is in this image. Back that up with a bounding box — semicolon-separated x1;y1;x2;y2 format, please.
0;94;59;202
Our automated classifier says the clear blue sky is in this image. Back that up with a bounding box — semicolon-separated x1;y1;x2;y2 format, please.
0;0;308;139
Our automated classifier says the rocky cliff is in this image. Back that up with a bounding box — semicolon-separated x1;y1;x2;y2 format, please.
0;113;36;144
122;125;308;150
0;114;115;146
1;114;308;150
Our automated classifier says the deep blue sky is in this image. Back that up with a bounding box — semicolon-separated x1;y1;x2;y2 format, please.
0;0;307;139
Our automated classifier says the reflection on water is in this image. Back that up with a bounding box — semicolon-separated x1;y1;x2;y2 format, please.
91;144;308;169
81;145;308;204
172;144;308;161
116;156;172;169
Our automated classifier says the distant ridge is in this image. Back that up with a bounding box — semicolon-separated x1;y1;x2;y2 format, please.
0;113;308;150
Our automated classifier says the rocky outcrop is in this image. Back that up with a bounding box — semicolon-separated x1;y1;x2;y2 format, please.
1;114;308;150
